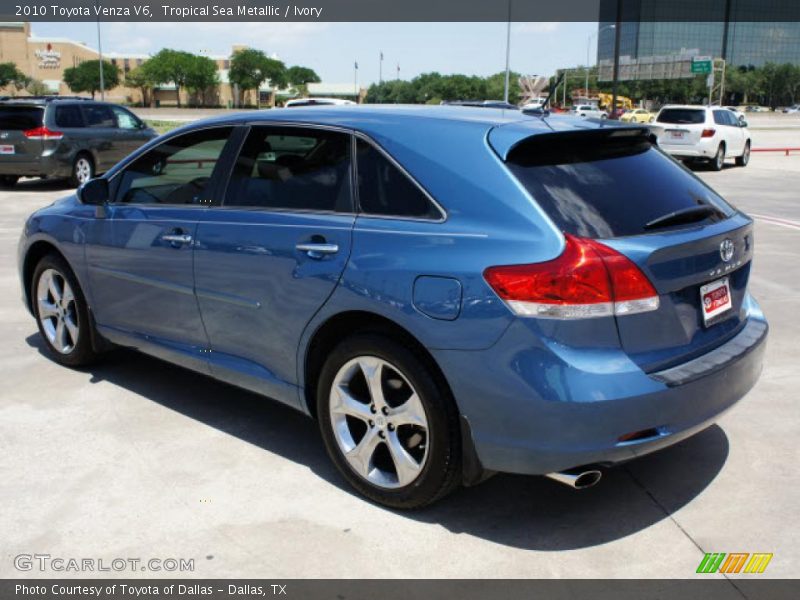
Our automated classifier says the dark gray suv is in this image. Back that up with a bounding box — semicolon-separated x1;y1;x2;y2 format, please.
0;97;157;187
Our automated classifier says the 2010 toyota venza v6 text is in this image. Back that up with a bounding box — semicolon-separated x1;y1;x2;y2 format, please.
18;106;768;508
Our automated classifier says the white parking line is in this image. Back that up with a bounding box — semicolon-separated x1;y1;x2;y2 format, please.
749;213;800;232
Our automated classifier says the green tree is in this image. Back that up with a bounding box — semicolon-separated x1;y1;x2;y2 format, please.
228;48;286;107
25;79;49;95
142;49;195;108
0;62;27;90
125;66;155;107
286;65;320;86
62;60;120;98
185;55;219;107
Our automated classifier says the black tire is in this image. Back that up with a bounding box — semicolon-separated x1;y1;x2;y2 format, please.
710;143;725;171
0;175;19;187
70;153;94;187
736;141;751;167
316;333;461;509
31;254;98;367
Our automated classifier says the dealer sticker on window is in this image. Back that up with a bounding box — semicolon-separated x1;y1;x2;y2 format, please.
0;145;14;154
700;277;732;325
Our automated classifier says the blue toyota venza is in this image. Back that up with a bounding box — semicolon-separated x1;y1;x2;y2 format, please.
18;106;768;508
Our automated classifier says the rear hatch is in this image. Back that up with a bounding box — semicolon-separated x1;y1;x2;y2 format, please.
652;107;707;146
493;126;752;372
0;104;45;164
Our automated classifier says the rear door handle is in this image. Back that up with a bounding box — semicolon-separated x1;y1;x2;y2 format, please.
296;242;339;258
161;233;193;245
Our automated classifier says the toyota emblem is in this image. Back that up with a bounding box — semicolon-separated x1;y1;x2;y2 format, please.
720;239;735;263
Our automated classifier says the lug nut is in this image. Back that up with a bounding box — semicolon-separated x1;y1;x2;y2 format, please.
387;423;395;431
370;405;377;414
369;420;374;428
378;431;385;439
381;406;389;415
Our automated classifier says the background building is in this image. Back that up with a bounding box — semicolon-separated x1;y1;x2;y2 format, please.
598;0;800;68
0;22;364;106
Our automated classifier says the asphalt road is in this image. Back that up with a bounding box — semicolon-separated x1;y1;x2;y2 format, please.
1;149;798;580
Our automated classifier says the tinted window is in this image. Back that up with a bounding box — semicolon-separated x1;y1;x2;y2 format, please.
713;110;729;125
356;138;440;219
110;106;141;130
505;131;734;239
225;127;352;212
82;105;116;128
115;127;233;205
54;105;84;128
657;109;706;124
0;106;43;130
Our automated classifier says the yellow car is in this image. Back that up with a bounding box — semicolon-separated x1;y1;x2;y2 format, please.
620;108;655;123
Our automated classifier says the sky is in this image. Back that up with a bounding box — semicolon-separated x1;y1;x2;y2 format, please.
30;21;599;85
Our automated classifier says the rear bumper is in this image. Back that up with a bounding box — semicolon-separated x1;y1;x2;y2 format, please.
659;139;717;159
435;296;768;476
0;155;70;178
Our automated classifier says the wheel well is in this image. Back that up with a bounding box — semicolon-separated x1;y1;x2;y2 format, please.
303;311;454;419
22;241;65;312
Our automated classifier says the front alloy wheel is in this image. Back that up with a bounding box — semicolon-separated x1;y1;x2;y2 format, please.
37;268;79;354
32;255;98;367
72;155;94;186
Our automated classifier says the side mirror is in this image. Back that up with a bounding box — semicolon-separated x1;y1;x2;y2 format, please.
740;120;748;127
78;177;109;205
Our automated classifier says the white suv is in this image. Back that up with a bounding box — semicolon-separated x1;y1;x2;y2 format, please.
651;105;751;170
571;105;607;119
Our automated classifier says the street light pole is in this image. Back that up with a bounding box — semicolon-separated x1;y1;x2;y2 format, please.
586;25;615;102
503;0;512;103
95;0;105;100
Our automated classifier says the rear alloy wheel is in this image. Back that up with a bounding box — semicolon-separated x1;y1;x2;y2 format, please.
32;255;97;367
736;141;751;167
0;175;19;187
70;155;94;186
710;144;725;171
317;334;461;509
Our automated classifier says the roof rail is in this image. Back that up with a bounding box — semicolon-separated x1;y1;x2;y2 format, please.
0;95;95;104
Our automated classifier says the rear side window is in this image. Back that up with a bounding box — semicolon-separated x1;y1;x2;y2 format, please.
355;138;441;219
225;126;352;212
0;106;43;130
82;105;116;128
55;105;85;128
657;109;706;124
505;131;734;239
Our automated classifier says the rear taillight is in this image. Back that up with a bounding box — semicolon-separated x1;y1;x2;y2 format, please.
701;128;716;138
484;234;659;320
23;126;63;140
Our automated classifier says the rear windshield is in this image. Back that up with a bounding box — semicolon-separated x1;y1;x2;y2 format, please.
0;106;44;130
657;109;705;124
505;131;734;238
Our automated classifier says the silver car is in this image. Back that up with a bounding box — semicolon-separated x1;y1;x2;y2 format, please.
0;97;156;187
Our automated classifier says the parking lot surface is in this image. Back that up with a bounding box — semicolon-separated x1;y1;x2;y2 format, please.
1;141;798;579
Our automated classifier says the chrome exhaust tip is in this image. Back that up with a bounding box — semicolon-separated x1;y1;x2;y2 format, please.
545;468;602;490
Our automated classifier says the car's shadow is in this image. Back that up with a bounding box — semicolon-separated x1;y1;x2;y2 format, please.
8;177;76;192
25;333;729;551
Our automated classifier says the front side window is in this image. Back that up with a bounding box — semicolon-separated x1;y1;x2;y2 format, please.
225;126;352;212
82;105;116;128
114;127;233;205
355;138;441;219
54;105;84;128
110;106;142;130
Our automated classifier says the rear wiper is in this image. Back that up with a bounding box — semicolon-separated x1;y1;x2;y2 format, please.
644;205;724;231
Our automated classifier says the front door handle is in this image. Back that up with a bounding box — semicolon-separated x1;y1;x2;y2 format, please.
161;233;193;245
296;242;339;259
